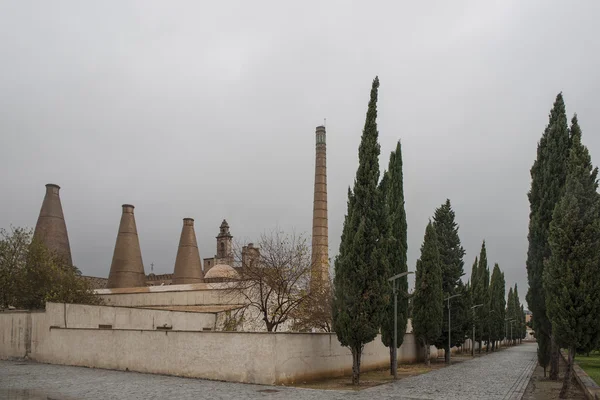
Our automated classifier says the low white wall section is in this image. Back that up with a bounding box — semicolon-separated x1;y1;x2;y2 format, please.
0;311;34;358
44;303;215;331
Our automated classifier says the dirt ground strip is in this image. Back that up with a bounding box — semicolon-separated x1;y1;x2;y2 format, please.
523;356;586;400
294;347;510;391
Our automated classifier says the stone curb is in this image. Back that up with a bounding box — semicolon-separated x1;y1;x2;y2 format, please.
560;350;600;400
507;356;538;400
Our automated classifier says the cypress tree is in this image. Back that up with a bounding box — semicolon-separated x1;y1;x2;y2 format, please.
432;199;467;363
520;305;527;341
544;114;600;398
469;257;480;349
506;287;515;344
488;264;506;351
514;284;522;344
470;257;478;287
526;93;570;379
380;141;409;375
537;328;551;377
332;77;390;385
475;242;490;353
413;221;443;366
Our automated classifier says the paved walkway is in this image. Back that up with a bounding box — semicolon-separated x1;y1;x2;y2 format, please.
0;343;537;400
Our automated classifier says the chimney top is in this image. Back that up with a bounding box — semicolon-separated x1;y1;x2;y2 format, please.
122;204;135;213
316;125;326;132
183;218;194;225
46;183;61;190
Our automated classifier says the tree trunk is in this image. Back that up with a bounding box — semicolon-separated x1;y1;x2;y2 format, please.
559;346;575;399
351;346;361;385
425;340;430;367
491;340;495;352
550;335;559;380
444;343;450;364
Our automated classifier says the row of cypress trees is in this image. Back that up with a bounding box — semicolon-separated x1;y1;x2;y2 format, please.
526;93;600;398
332;77;525;385
414;221;526;365
469;243;527;353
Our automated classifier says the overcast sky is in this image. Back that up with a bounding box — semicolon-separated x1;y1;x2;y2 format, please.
1;1;599;308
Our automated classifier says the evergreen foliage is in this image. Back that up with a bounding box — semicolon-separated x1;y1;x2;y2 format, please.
520;305;527;340
0;227;101;309
472;242;490;352
488;264;506;349
544;114;600;398
506;284;523;344
413;221;443;366
455;280;473;349
468;257;478;344
431;200;468;361
526;93;571;378
513;283;525;340
470;257;478;289
380;141;409;374
506;287;515;341
513;284;523;343
332;76;390;385
537;332;552;377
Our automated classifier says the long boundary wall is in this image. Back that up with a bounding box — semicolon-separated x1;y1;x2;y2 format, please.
0;304;439;385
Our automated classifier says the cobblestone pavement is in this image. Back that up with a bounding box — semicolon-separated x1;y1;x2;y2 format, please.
0;343;537;400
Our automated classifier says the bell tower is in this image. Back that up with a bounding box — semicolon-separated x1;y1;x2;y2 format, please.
216;219;233;266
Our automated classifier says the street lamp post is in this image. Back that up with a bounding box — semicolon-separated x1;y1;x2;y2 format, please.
388;271;414;380
444;294;461;365
471;304;484;357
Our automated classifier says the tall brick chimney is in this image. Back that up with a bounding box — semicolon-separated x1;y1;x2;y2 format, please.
310;125;329;291
107;204;146;288
33;183;73;265
172;218;204;284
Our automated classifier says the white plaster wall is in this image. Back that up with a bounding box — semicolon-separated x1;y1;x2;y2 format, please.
44;303;215;331
0;311;32;358
33;328;278;384
29;328;430;385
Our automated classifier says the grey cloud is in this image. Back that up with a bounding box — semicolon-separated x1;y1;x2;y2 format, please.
1;0;600;309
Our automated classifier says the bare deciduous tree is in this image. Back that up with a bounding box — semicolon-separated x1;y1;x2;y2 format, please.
227;230;312;332
290;277;333;332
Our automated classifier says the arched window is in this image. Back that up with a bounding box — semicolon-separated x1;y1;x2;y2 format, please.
220;242;225;255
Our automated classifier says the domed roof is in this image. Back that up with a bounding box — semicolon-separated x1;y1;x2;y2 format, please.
204;264;239;281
